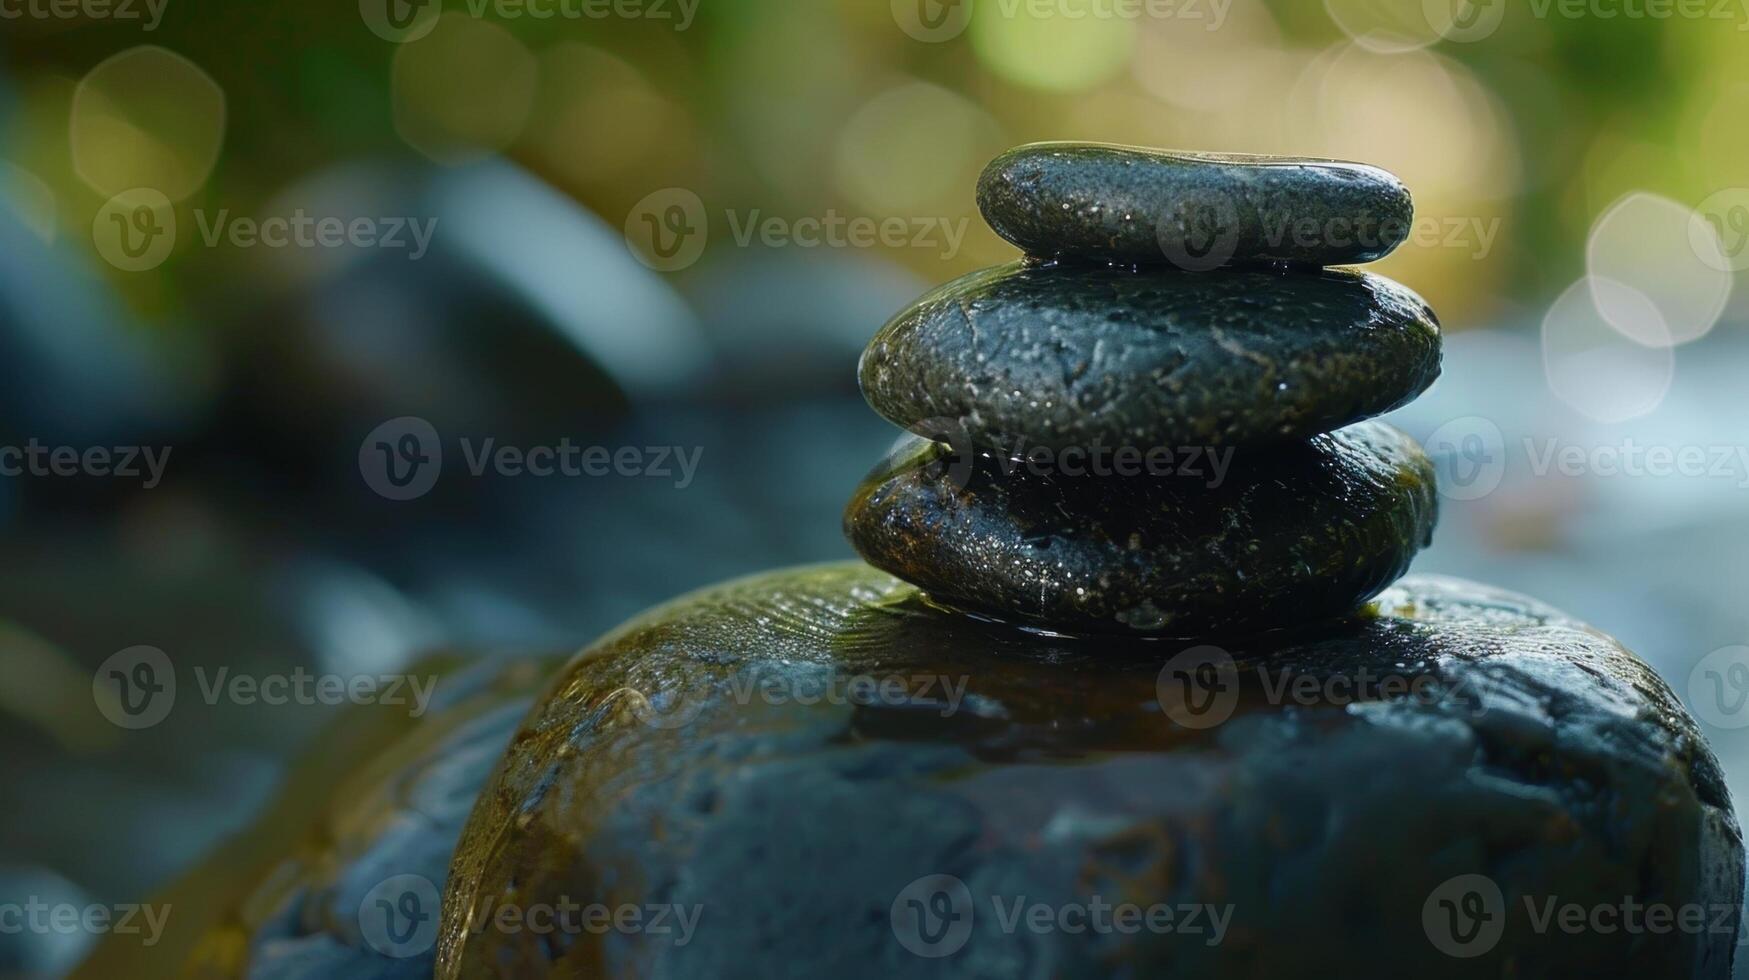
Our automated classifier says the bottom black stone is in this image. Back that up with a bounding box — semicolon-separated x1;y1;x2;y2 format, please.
440;563;1742;979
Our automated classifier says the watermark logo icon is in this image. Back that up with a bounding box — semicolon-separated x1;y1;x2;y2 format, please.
93;188;175;272
613;682;711;731
1689;646;1749;730
360;0;441;42
625;188;708;272
1426;416;1506;501
893;0;975;41
1423;0;1506;41
910;416;977;491
360;874;441;958
1691;189;1749;274
1157;190;1239;272
359;417;443;501
93;645;176;730
1155;645;1239;729
891;874;975;957
1422;874;1505;957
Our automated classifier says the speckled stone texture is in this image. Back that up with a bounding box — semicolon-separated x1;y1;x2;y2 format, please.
438;563;1742;980
977;143;1415;268
844;422;1436;635
858;261;1441;453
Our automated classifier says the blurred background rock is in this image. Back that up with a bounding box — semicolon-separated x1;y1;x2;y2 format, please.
0;0;1747;974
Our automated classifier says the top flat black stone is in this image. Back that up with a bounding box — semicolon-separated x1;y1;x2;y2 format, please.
978;143;1415;269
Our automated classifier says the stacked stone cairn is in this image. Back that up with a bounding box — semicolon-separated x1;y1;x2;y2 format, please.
846;142;1444;637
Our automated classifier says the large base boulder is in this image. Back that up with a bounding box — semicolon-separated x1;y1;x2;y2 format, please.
440;563;1742;979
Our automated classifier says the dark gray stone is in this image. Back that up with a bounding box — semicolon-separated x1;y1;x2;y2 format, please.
844;422;1437;635
977;143;1414;268
859;261;1441;453
439;564;1742;979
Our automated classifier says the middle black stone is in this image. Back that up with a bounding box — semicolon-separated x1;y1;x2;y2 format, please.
859;260;1441;454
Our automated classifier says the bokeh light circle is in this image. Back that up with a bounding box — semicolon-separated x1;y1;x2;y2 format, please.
834;81;997;218
1542;277;1674;424
892;0;975;43
1131;8;1285;115
1322;0;1442;53
969;0;1134;93
71;46;226;202
1420;0;1506;43
391;14;538;165
359;0;442;43
1690;188;1749;274
527;45;679;187
1586;192;1733;347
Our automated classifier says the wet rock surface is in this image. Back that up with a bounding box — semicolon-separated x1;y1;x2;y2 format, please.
977;143;1415;268
439;563;1742;979
844;422;1437;636
858;261;1441;453
71;655;561;980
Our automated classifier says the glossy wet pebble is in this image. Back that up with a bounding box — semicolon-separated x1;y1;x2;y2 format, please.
845;421;1437;635
978;142;1415;268
859;261;1441;453
440;564;1742;979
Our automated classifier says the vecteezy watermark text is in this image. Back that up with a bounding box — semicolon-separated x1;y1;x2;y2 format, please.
0;0;167;28
463;897;702;944
0;440;171;488
1525;438;1749;487
358;417;704;501
910;417;1238;492
1422;874;1745;958
724;210;968;260
890;874;1232;958
607;667;978;732
459;0;698;27
1523;0;1749;28
1426;416;1749;502
1155;645;1482;730
93;188;437;272
192;209;436;259
361;0;698;42
359;873;701;959
726;670;970;717
624;188;970;272
92;646;439;730
989;439;1235;487
1261;213;1502;261
0;899;170;947
1157;198;1503;271
893;0;1232;43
